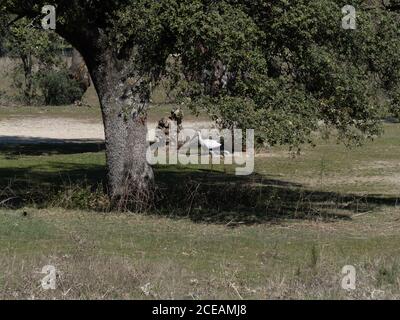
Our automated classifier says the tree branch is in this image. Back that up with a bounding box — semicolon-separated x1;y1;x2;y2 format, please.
382;0;400;11
6;14;25;28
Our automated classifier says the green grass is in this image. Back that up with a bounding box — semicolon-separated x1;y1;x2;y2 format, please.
0;121;399;299
0;207;399;299
1;57;399;300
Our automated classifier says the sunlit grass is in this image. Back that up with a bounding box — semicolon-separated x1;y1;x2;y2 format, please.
0;118;398;299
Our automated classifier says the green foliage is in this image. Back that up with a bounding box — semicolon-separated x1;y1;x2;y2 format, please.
4;1;400;146
38;69;84;105
109;0;400;147
0;33;6;56
389;86;400;120
4;17;62;104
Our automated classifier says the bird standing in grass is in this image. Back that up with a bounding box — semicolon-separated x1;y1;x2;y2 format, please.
197;131;222;154
197;131;230;171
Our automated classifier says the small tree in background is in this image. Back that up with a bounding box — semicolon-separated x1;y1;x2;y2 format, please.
38;69;84;105
4;18;61;104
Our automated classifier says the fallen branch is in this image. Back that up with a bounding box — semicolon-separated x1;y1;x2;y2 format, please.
0;197;18;206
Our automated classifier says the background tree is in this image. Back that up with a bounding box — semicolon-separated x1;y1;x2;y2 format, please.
0;19;6;56
2;0;400;210
382;0;400;119
4;17;61;104
69;48;91;98
1;13;86;105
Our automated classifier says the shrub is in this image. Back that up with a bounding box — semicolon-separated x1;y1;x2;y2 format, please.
38;69;84;105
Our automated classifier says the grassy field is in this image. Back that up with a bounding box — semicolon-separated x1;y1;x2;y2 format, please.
0;113;399;299
1;57;399;300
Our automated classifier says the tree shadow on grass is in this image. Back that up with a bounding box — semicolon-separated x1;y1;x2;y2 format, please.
0;138;105;158
0;162;107;209
154;167;399;225
0;141;398;225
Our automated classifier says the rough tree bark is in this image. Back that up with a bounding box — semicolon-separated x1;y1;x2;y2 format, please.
62;36;155;211
89;49;154;210
21;53;33;104
6;3;155;210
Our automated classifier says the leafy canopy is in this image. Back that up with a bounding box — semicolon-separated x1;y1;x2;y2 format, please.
109;0;400;147
3;0;400;147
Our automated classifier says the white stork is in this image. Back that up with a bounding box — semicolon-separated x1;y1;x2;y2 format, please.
197;131;230;170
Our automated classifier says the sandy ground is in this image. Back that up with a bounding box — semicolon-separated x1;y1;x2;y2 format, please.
0;116;213;144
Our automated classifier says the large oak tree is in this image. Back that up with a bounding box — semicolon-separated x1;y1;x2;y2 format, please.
1;0;399;210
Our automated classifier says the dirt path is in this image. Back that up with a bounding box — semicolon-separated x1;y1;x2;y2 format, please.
0;116;213;144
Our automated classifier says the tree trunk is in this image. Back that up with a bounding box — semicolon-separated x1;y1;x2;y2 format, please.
21;54;33;105
69;48;91;97
87;50;154;211
103;105;154;211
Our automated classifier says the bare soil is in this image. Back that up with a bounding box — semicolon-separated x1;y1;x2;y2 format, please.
0;116;212;143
